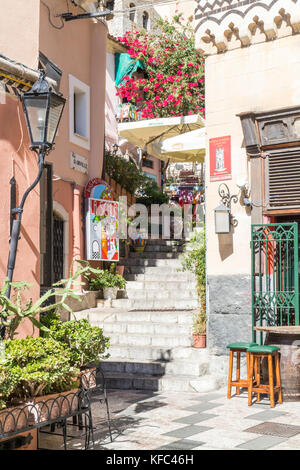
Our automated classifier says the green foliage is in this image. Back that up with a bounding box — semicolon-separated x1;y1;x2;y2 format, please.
2;337;79;400
0;260;104;339
118;15;205;119
0;364;19;405
105;150;145;195
105;150;168;204
181;229;206;333
136;177;169;206
88;271;126;291
45;318;110;369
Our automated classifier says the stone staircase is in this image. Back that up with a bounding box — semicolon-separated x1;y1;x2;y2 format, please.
74;239;226;392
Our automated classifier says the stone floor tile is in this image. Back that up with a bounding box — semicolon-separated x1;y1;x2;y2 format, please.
163;425;212;439
191;428;256;449
244;410;288;421
156;439;204;450
173;413;216;425
191;393;224;402
237;436;287;450
183;402;223;413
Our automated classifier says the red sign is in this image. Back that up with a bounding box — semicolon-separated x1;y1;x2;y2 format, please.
209;136;231;182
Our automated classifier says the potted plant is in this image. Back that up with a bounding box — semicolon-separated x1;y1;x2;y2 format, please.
101;272;126;300
0;259;98;339
180;228;207;348
87;268;126;301
0;337;80;429
44;316;110;389
192;312;206;348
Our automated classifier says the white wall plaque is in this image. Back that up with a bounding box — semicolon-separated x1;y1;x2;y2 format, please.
70;152;88;174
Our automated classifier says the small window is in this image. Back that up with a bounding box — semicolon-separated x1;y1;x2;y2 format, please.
143;158;153;169
129;3;136;22
69;74;90;150
106;1;115;10
142;11;149;30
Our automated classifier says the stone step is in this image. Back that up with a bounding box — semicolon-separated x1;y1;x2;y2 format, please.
144;245;185;253
108;298;198;310
125;272;196;282
123;280;198;290
124;289;198;301
108;332;192;348
75;309;195;325
123;258;183;267
101;359;208;377
100;321;192;336
146;239;185;246
129;252;182;259
124;266;186;275
107;344;205;362
103;373;203;392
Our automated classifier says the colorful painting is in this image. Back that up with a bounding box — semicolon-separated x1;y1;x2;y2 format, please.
209;136;231;182
86;198;119;262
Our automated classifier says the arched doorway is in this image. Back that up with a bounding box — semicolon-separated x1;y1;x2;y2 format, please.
53;201;69;284
53;214;64;283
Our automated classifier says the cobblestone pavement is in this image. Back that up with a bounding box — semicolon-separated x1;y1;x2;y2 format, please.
39;388;300;450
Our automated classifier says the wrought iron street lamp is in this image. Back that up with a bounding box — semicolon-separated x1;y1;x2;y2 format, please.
214;183;238;234
4;71;65;305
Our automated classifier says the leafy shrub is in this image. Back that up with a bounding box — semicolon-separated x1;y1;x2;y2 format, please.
136;177;169;206
2;337;79;400
0;260;104;339
88;271;126;291
46;318;110;369
181;229;206;334
105;151;145;195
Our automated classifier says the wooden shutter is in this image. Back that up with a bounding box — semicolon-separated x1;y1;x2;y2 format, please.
266;148;300;210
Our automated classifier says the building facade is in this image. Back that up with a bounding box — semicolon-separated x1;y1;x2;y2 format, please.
195;0;300;352
0;0;107;334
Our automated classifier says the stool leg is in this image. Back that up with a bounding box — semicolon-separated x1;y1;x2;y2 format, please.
236;352;240;396
227;350;234;399
248;353;254;406
268;354;275;408
256;356;261;402
275;352;283;404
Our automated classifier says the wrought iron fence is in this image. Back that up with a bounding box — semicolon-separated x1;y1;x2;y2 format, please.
251;223;299;343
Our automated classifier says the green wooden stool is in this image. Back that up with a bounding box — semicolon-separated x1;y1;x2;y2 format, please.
226;342;258;399
247;345;282;408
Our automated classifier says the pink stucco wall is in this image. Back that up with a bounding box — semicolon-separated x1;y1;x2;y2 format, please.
39;0;107;273
0;0;107;336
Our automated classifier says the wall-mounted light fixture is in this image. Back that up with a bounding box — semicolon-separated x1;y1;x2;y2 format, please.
214;183;238;234
236;179;252;208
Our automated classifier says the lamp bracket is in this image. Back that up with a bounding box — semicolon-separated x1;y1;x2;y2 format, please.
218;183;238;210
31;70;51;93
218;183;238;227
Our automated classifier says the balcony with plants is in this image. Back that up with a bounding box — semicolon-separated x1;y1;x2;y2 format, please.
115;14;205;123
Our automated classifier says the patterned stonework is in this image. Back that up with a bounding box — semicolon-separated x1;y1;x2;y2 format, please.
195;0;300;54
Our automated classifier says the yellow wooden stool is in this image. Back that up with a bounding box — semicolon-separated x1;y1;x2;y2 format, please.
226;342;258;399
247;345;283;408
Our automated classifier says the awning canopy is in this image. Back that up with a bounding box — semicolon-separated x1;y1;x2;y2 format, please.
150;127;206;163
115;53;145;88
118;114;206;163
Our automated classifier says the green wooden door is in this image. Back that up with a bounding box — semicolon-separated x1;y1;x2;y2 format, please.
251;223;299;343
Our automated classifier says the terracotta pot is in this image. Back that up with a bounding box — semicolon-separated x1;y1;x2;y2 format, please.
80;366;97;390
193;334;206;349
29;389;79;424
116;265;125;276
0;404;28;435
